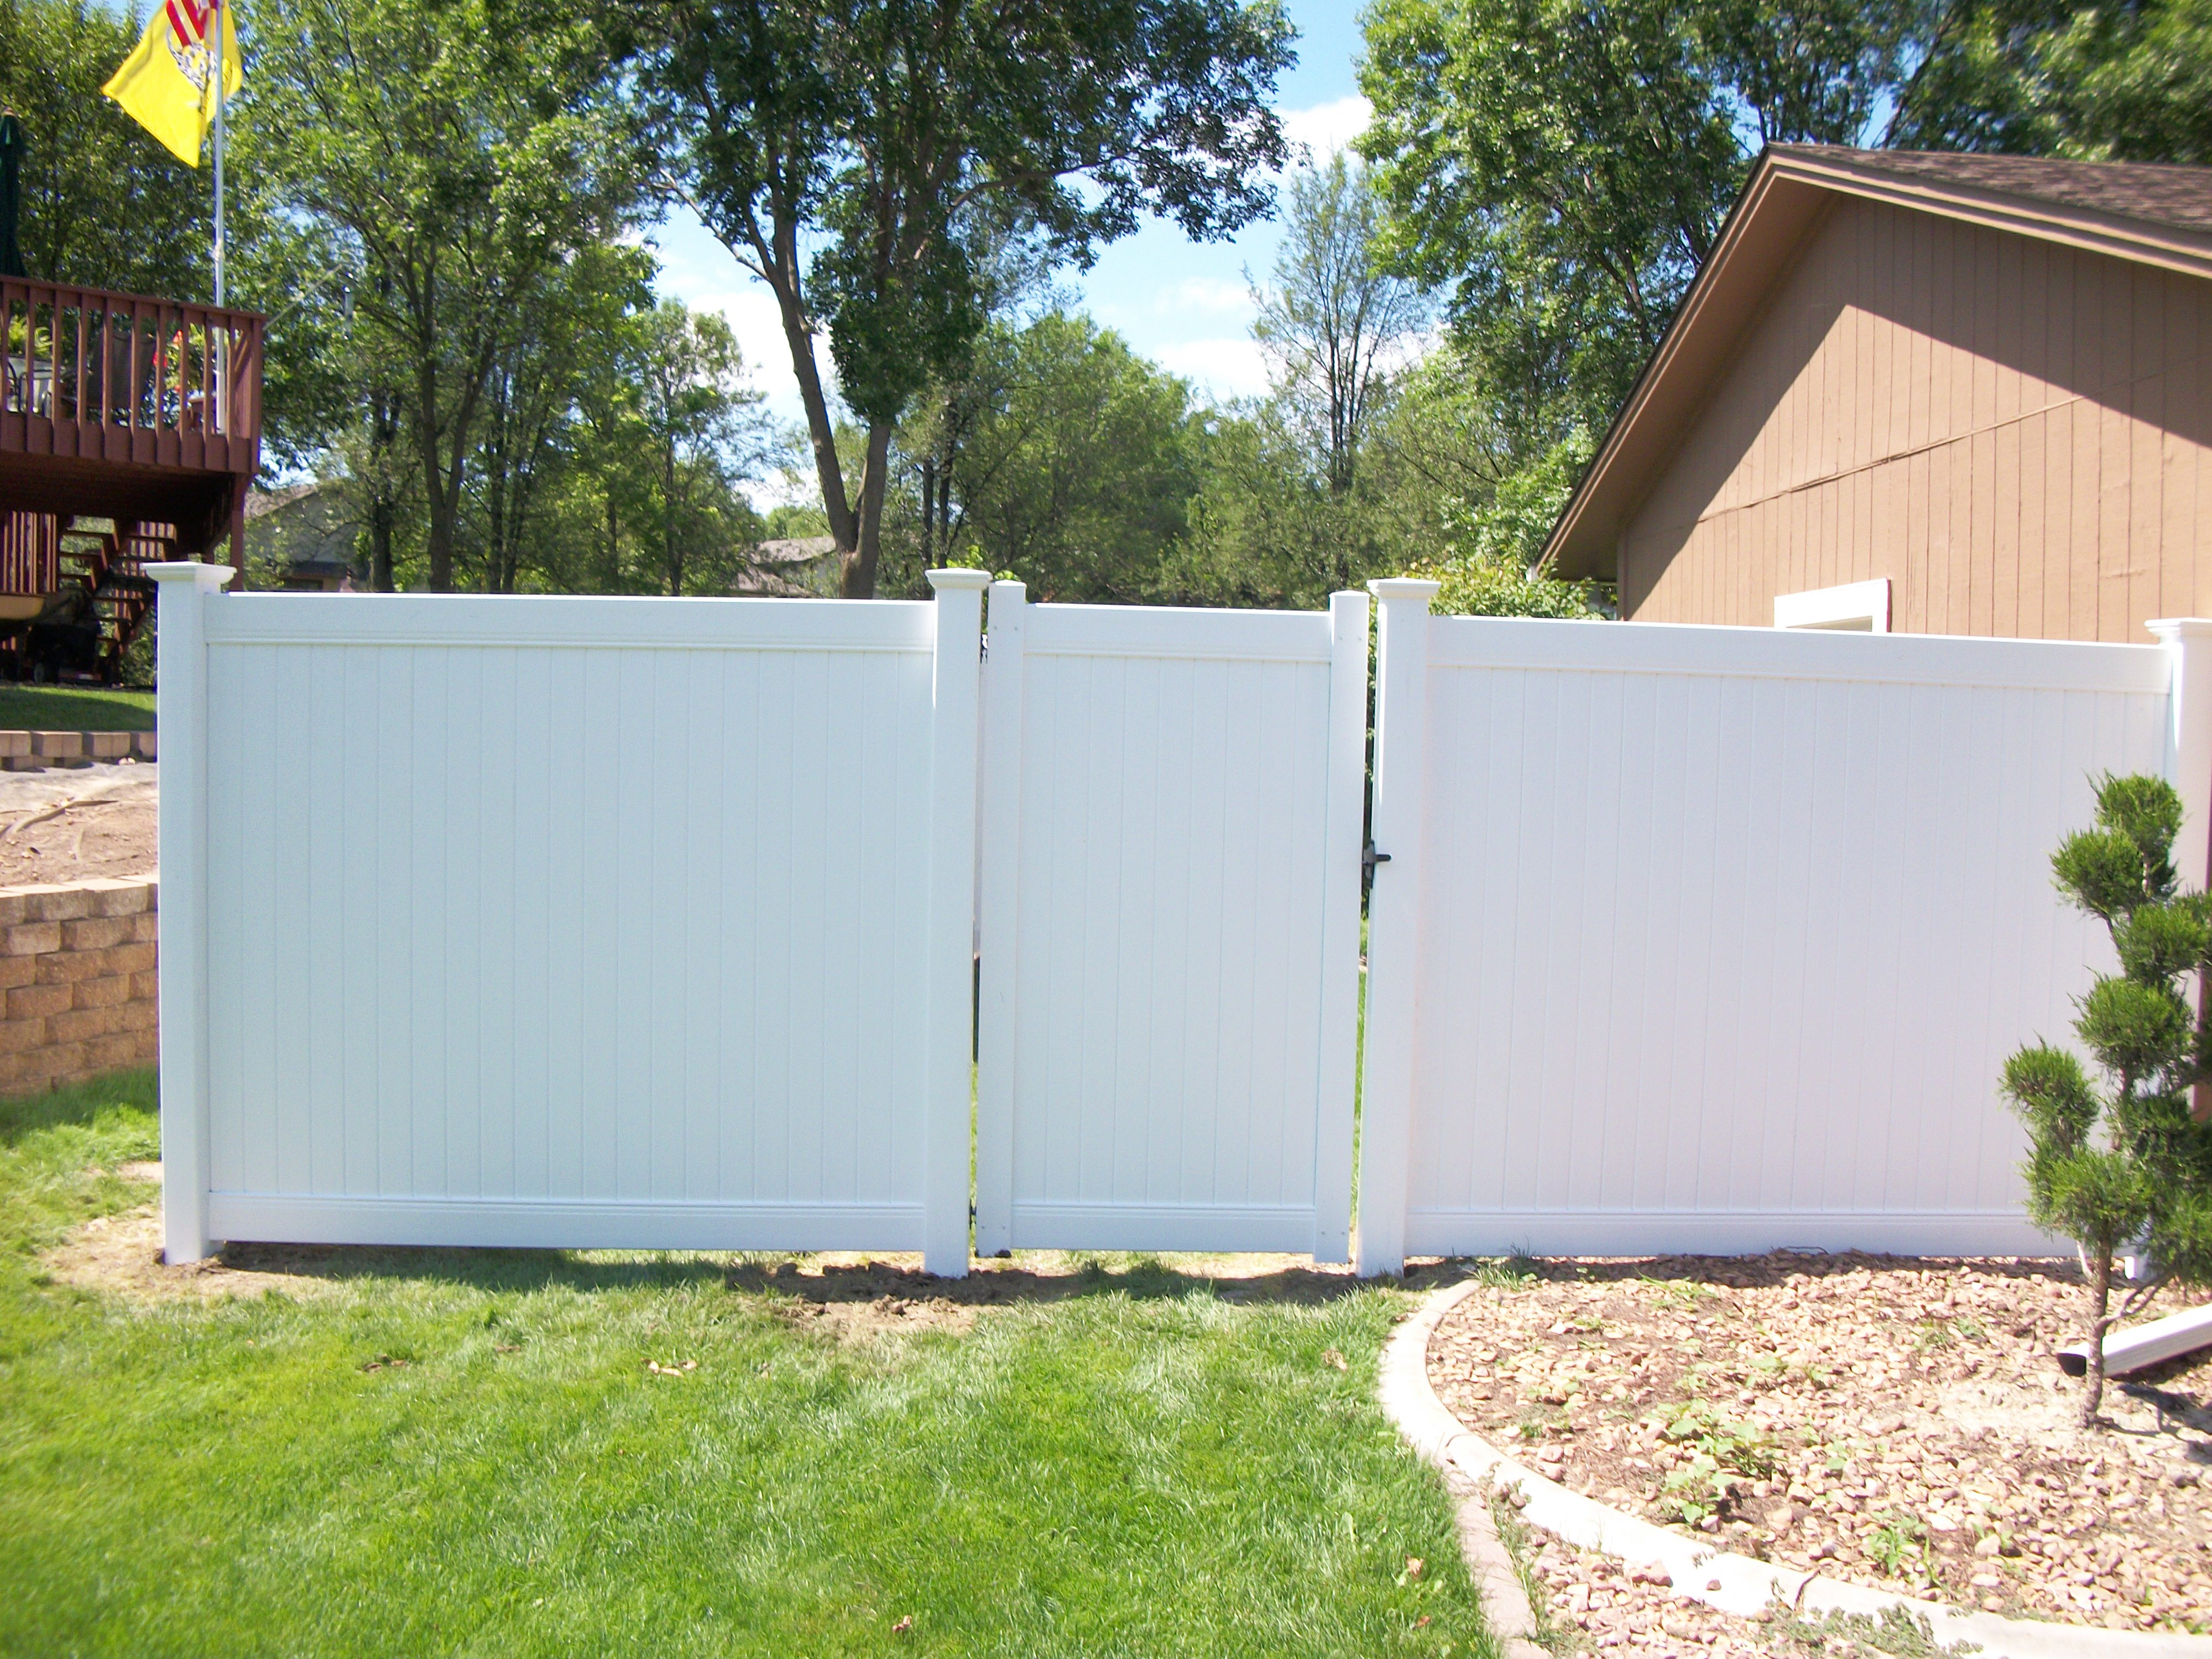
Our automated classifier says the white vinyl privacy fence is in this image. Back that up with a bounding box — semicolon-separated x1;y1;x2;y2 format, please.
152;564;989;1273
1354;582;2212;1273
150;564;2212;1275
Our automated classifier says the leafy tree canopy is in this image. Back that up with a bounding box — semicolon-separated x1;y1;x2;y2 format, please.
644;0;1296;595
1893;0;2212;163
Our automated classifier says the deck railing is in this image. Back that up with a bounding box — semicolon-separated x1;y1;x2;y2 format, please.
1;277;264;467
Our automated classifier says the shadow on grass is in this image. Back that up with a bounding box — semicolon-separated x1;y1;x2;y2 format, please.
196;1240;1477;1307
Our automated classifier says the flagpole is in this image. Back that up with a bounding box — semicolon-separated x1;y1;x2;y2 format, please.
212;0;224;310
211;0;226;442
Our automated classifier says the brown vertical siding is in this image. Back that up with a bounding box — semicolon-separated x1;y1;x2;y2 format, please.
1619;198;2212;641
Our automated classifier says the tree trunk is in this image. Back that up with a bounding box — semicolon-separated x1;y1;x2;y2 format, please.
423;451;458;592
664;438;681;596
2084;1243;2113;1425
920;455;936;570
366;388;398;591
841;421;894;598
764;257;858;567
604;491;619;591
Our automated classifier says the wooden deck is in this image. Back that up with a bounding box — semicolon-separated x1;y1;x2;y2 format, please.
2;276;264;559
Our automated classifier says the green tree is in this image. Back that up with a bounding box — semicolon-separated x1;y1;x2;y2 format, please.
1357;0;1912;575
905;311;1199;602
631;299;771;596
2001;774;2212;1425
0;0;210;299
1892;0;2212;162
1252;154;1428;500
469;243;653;594
242;0;643;590
645;0;1294;598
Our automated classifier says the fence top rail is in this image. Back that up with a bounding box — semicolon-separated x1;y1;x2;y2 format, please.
1427;614;2173;695
201;591;937;653
1018;600;1335;664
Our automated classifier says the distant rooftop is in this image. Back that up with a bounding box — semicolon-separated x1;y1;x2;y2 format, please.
755;535;837;565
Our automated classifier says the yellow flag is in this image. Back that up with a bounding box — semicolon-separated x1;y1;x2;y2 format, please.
102;0;243;169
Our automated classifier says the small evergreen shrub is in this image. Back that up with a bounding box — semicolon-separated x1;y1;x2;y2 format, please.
2002;773;2212;1423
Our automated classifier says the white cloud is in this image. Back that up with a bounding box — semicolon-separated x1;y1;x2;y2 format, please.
1280;95;1372;165
1157;275;1254;317
1152;336;1272;402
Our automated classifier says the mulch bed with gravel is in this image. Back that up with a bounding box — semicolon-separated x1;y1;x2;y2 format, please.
1426;1252;2212;1644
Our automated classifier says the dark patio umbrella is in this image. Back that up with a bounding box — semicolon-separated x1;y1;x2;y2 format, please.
0;112;23;278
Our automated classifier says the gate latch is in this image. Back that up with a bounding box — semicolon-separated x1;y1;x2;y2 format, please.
1362;841;1391;891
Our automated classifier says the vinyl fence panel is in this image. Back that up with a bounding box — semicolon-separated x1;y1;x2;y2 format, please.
1358;593;2188;1272
974;585;1369;1259
153;572;983;1271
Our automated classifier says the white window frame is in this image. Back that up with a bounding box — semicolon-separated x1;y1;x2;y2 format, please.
1775;577;1890;633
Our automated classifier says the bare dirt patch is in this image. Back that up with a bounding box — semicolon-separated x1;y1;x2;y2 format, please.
0;761;156;886
1430;1253;2212;1637
722;1249;1391;1341
44;1206;345;1304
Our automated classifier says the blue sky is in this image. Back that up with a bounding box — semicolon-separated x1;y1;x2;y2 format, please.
648;2;1373;443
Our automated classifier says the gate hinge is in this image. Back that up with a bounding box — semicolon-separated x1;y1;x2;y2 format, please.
1362;841;1391;890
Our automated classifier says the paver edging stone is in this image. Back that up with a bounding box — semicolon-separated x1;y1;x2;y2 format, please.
1380;1277;2212;1659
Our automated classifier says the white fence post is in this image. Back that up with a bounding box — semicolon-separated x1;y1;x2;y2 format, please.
973;580;1026;1257
2150;618;2212;891
1312;589;1371;1264
2150;617;2212;1123
147;559;234;1266
1356;578;1438;1276
924;568;990;1276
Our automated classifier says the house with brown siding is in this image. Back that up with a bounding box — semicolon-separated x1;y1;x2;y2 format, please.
1546;146;2212;643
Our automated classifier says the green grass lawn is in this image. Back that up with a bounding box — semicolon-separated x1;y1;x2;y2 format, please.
0;1072;1496;1659
0;685;156;732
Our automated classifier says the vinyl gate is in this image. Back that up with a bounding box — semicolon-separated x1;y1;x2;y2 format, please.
973;586;1369;1259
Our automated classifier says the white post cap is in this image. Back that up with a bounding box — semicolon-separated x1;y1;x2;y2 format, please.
925;567;992;593
1368;578;1442;603
145;562;235;589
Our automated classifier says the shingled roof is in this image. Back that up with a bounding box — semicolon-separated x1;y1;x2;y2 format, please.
1546;145;2212;580
1778;145;2212;239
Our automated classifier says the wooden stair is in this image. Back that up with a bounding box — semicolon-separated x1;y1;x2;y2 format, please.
52;518;164;682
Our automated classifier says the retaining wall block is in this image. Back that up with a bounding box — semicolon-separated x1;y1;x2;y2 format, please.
106;942;156;975
58;916;134;952
70;975;131;1011
1;922;62;957
24;886;96;924
7;982;74;1021
81;1030;155;1072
